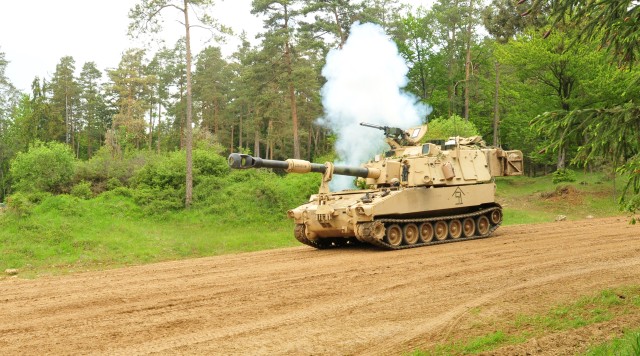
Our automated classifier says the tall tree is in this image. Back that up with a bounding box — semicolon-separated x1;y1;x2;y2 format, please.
49;56;79;147
482;0;548;146
300;0;360;49
359;0;405;32
129;0;224;207
394;9;438;103
78;62;107;158
252;0;304;159
0;50;19;201
530;0;640;217
108;49;156;150
150;41;188;152
193;46;230;138
432;0;465;117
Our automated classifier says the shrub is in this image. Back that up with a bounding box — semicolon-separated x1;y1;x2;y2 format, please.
6;192;34;216
425;115;480;140
10;141;75;193
74;146;151;192
106;177;123;191
132;151;185;190
71;181;93;199
5;191;51;216
132;187;184;215
552;169;577;184
132;149;229;190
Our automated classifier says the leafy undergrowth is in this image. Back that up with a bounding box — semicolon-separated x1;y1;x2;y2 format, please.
410;286;640;355
496;171;624;225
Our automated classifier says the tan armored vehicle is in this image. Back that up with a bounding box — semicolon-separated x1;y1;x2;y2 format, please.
228;123;523;249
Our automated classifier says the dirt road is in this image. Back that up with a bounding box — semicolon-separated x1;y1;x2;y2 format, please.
1;217;639;355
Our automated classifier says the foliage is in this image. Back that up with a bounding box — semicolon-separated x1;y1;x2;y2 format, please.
10;141;75;194
425;115;480;140
541;0;639;67
70;181;93;199
132;148;228;190
551;169;576;184
1;0;639;217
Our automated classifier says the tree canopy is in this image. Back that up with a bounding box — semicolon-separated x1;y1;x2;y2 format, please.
1;0;639;217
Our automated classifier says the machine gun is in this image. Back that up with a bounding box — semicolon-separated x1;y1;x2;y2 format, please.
360;122;428;148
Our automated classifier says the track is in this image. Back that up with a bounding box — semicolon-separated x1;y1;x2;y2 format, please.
1;217;639;355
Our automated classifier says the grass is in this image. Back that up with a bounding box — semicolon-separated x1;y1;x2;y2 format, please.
585;329;640;356
0;191;298;278
496;170;623;225
410;286;640;355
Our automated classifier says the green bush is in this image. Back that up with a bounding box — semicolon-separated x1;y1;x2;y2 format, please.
10;141;75;193
425;115;480;141
552;169;577;184
193;149;229;177
71;181;93;199
74;146;151;192
106;177;123;191
132;149;229;190
6;192;35;216
5;191;51;216
132;187;184;215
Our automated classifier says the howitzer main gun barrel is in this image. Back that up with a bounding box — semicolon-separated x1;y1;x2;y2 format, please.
228;153;380;179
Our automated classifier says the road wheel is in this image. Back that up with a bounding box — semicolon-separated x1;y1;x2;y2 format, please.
403;223;419;245
434;221;448;241
449;219;463;239
462;217;475;237
385;224;403;247
490;209;502;225
477;215;490;235
419;222;434;243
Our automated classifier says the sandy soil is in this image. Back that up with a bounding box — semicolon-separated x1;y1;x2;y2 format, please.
1;216;639;355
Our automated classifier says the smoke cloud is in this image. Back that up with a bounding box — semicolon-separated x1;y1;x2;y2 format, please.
318;22;432;190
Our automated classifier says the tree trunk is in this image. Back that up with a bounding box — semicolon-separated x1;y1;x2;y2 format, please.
239;112;243;150
447;0;459;117
463;0;473;121
230;124;234;153
493;61;500;147
254;130;260;158
214;97;219;134
557;147;566;170
332;5;346;48
183;0;194;208
283;4;300;159
307;123;312;161
148;105;154;150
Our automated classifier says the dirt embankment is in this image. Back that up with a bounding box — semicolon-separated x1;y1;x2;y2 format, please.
1;216;639;355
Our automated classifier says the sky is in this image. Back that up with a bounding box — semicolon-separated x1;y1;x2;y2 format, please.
0;0;431;92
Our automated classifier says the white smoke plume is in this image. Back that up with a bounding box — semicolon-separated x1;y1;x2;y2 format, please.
318;22;432;190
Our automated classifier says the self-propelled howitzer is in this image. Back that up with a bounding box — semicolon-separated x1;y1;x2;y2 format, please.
227;124;524;250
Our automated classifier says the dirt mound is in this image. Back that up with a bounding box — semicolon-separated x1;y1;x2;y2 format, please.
0;217;638;355
539;184;580;199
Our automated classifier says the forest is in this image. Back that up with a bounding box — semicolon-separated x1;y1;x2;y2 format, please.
0;0;638;216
